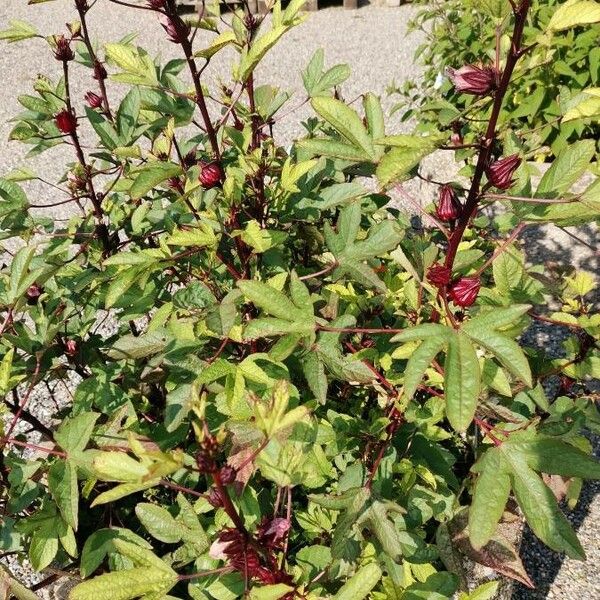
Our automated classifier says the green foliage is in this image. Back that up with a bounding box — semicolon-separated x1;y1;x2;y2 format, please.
397;0;600;160
0;1;599;599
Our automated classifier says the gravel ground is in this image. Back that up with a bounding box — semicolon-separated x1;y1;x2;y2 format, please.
0;2;598;599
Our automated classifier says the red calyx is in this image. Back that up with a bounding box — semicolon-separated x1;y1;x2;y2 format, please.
55;109;78;134
449;276;481;308
486;154;522;190
436;184;461;222
448;64;497;96
427;264;452;287
161;16;190;44
199;161;224;189
85;91;103;109
54;35;74;62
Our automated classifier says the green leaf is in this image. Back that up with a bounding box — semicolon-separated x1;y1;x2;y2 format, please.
511;437;600;479
129;162;182;199
85;107;121;150
237;280;306;321
135;503;183;544
298;138;371;161
69;567;178;600
463;329;532;388
403;337;446;400
536;140;595;197
510;459;584;559
311;96;376;161
462;304;531;333
92;452;149;483
302;351;328;404
248;584;294;600
54;413;99;454
332;563;382;600
469;450;511;549
376;144;436;190
195;30;238;58
563;87;600;122
0;20;38;43
445;332;480;432
105;43;158;86
106;329;170;360
239;26;287;81
29;529;58;571
48;461;79;531
116;87;141;143
0;348;15;396
548;1;600;31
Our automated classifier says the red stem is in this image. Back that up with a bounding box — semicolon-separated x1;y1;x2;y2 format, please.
444;1;532;274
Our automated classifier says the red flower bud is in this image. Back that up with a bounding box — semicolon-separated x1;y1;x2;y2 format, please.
55;109;78;134
448;64;496;96
75;0;88;9
207;487;224;508
93;61;107;81
199;161;223;189
486;154;522;190
161;16;190;44
26;283;43;305
436;185;461;222
85;91;103;109
449;276;481;308
53;35;74;62
219;465;236;485
167;176;184;194
427;264;452;287
65;340;78;357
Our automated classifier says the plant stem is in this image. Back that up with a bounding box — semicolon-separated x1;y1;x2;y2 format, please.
179;37;221;159
76;2;113;119
62;61;112;253
443;1;532;274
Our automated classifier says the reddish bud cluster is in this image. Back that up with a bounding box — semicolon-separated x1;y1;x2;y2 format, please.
54;35;74;62
93;61;107;81
85;91;103;109
196;434;220;474
449;276;481;308
167;176;184;194
26;283;43;305
207;487;224;508
436;185;461;222
161;16;190;44
214;527;293;588
256;517;290;552
199;161;224;189
182;149;198;169
427;264;452;287
219;465;237;485
65;340;78;357
486;154;522;190
55;109;78;134
449;64;497;96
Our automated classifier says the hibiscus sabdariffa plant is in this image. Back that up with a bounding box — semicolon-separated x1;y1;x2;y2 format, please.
0;1;599;599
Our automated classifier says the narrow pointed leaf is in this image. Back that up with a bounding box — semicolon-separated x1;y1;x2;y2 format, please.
445;332;480;432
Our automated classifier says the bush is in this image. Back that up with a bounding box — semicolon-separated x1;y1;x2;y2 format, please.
0;1;599;599
394;0;600;160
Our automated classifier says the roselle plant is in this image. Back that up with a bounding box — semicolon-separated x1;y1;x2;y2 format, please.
0;1;599;599
395;0;600;161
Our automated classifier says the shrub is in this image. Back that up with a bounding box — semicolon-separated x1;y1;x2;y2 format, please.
0;1;599;599
394;0;600;160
